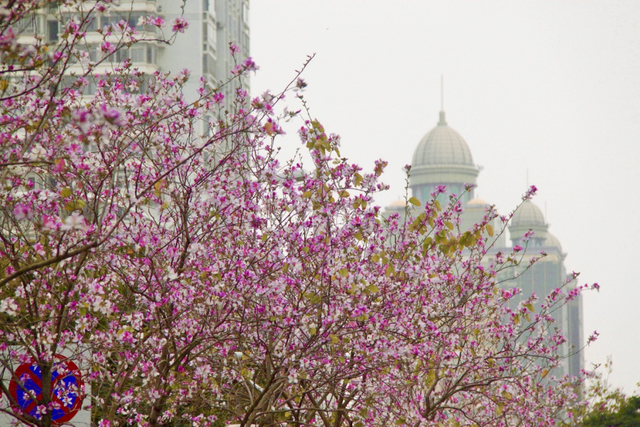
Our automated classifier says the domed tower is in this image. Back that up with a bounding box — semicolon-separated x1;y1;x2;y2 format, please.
504;199;581;379
508;200;549;248
410;111;480;205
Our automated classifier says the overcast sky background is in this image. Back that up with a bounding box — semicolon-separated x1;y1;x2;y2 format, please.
249;0;640;393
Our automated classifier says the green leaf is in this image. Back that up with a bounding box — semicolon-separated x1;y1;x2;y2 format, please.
525;303;535;313
339;190;350;198
330;334;339;344
309;327;317;336
339;268;349;277
486;224;494;237
367;284;379;294
445;221;454;230
385;264;394;277
354;173;363;186
60;187;72;198
64;200;86;211
302;190;313;198
409;196;421;206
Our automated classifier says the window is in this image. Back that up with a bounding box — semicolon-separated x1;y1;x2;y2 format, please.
129;46;145;63
115;48;128;63
101;12;144;30
207;22;216;47
83;15;98;32
47;20;59;42
243;2;249;25
16;15;41;34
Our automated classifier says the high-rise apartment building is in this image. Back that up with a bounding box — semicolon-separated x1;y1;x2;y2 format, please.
14;0;250;102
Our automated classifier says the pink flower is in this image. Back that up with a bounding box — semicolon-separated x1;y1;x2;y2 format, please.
523;185;538;200
100;41;115;54
242;57;259;74
73;108;91;132
230;43;240;55
151;16;165;27
61;212;88;231
42;215;60;231
0;297;18;316
100;104;123;125
513;245;523;252
213;92;224;104
53;158;65;173
171;17;189;33
231;64;243;76
294;78;307;92
13;203;33;221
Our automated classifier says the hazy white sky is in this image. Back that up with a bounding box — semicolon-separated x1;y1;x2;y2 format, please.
250;0;640;393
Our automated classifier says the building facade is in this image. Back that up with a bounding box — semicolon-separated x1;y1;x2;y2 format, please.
387;108;584;380
14;0;250;102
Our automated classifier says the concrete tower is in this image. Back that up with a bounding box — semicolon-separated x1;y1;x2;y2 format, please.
506;200;584;379
388;105;584;381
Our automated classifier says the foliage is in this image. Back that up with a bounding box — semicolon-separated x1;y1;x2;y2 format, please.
581;395;640;427
1;1;591;426
563;357;639;427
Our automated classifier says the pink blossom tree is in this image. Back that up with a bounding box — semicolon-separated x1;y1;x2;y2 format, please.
1;1;592;426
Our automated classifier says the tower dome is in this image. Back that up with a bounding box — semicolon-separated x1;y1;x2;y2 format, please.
511;200;546;227
412;112;475;167
409;111;480;205
545;232;563;252
509;200;549;246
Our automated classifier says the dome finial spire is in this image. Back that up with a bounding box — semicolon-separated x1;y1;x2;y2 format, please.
438;75;447;126
441;74;444;111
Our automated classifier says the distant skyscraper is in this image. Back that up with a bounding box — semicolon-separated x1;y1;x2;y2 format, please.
387;108;583;379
